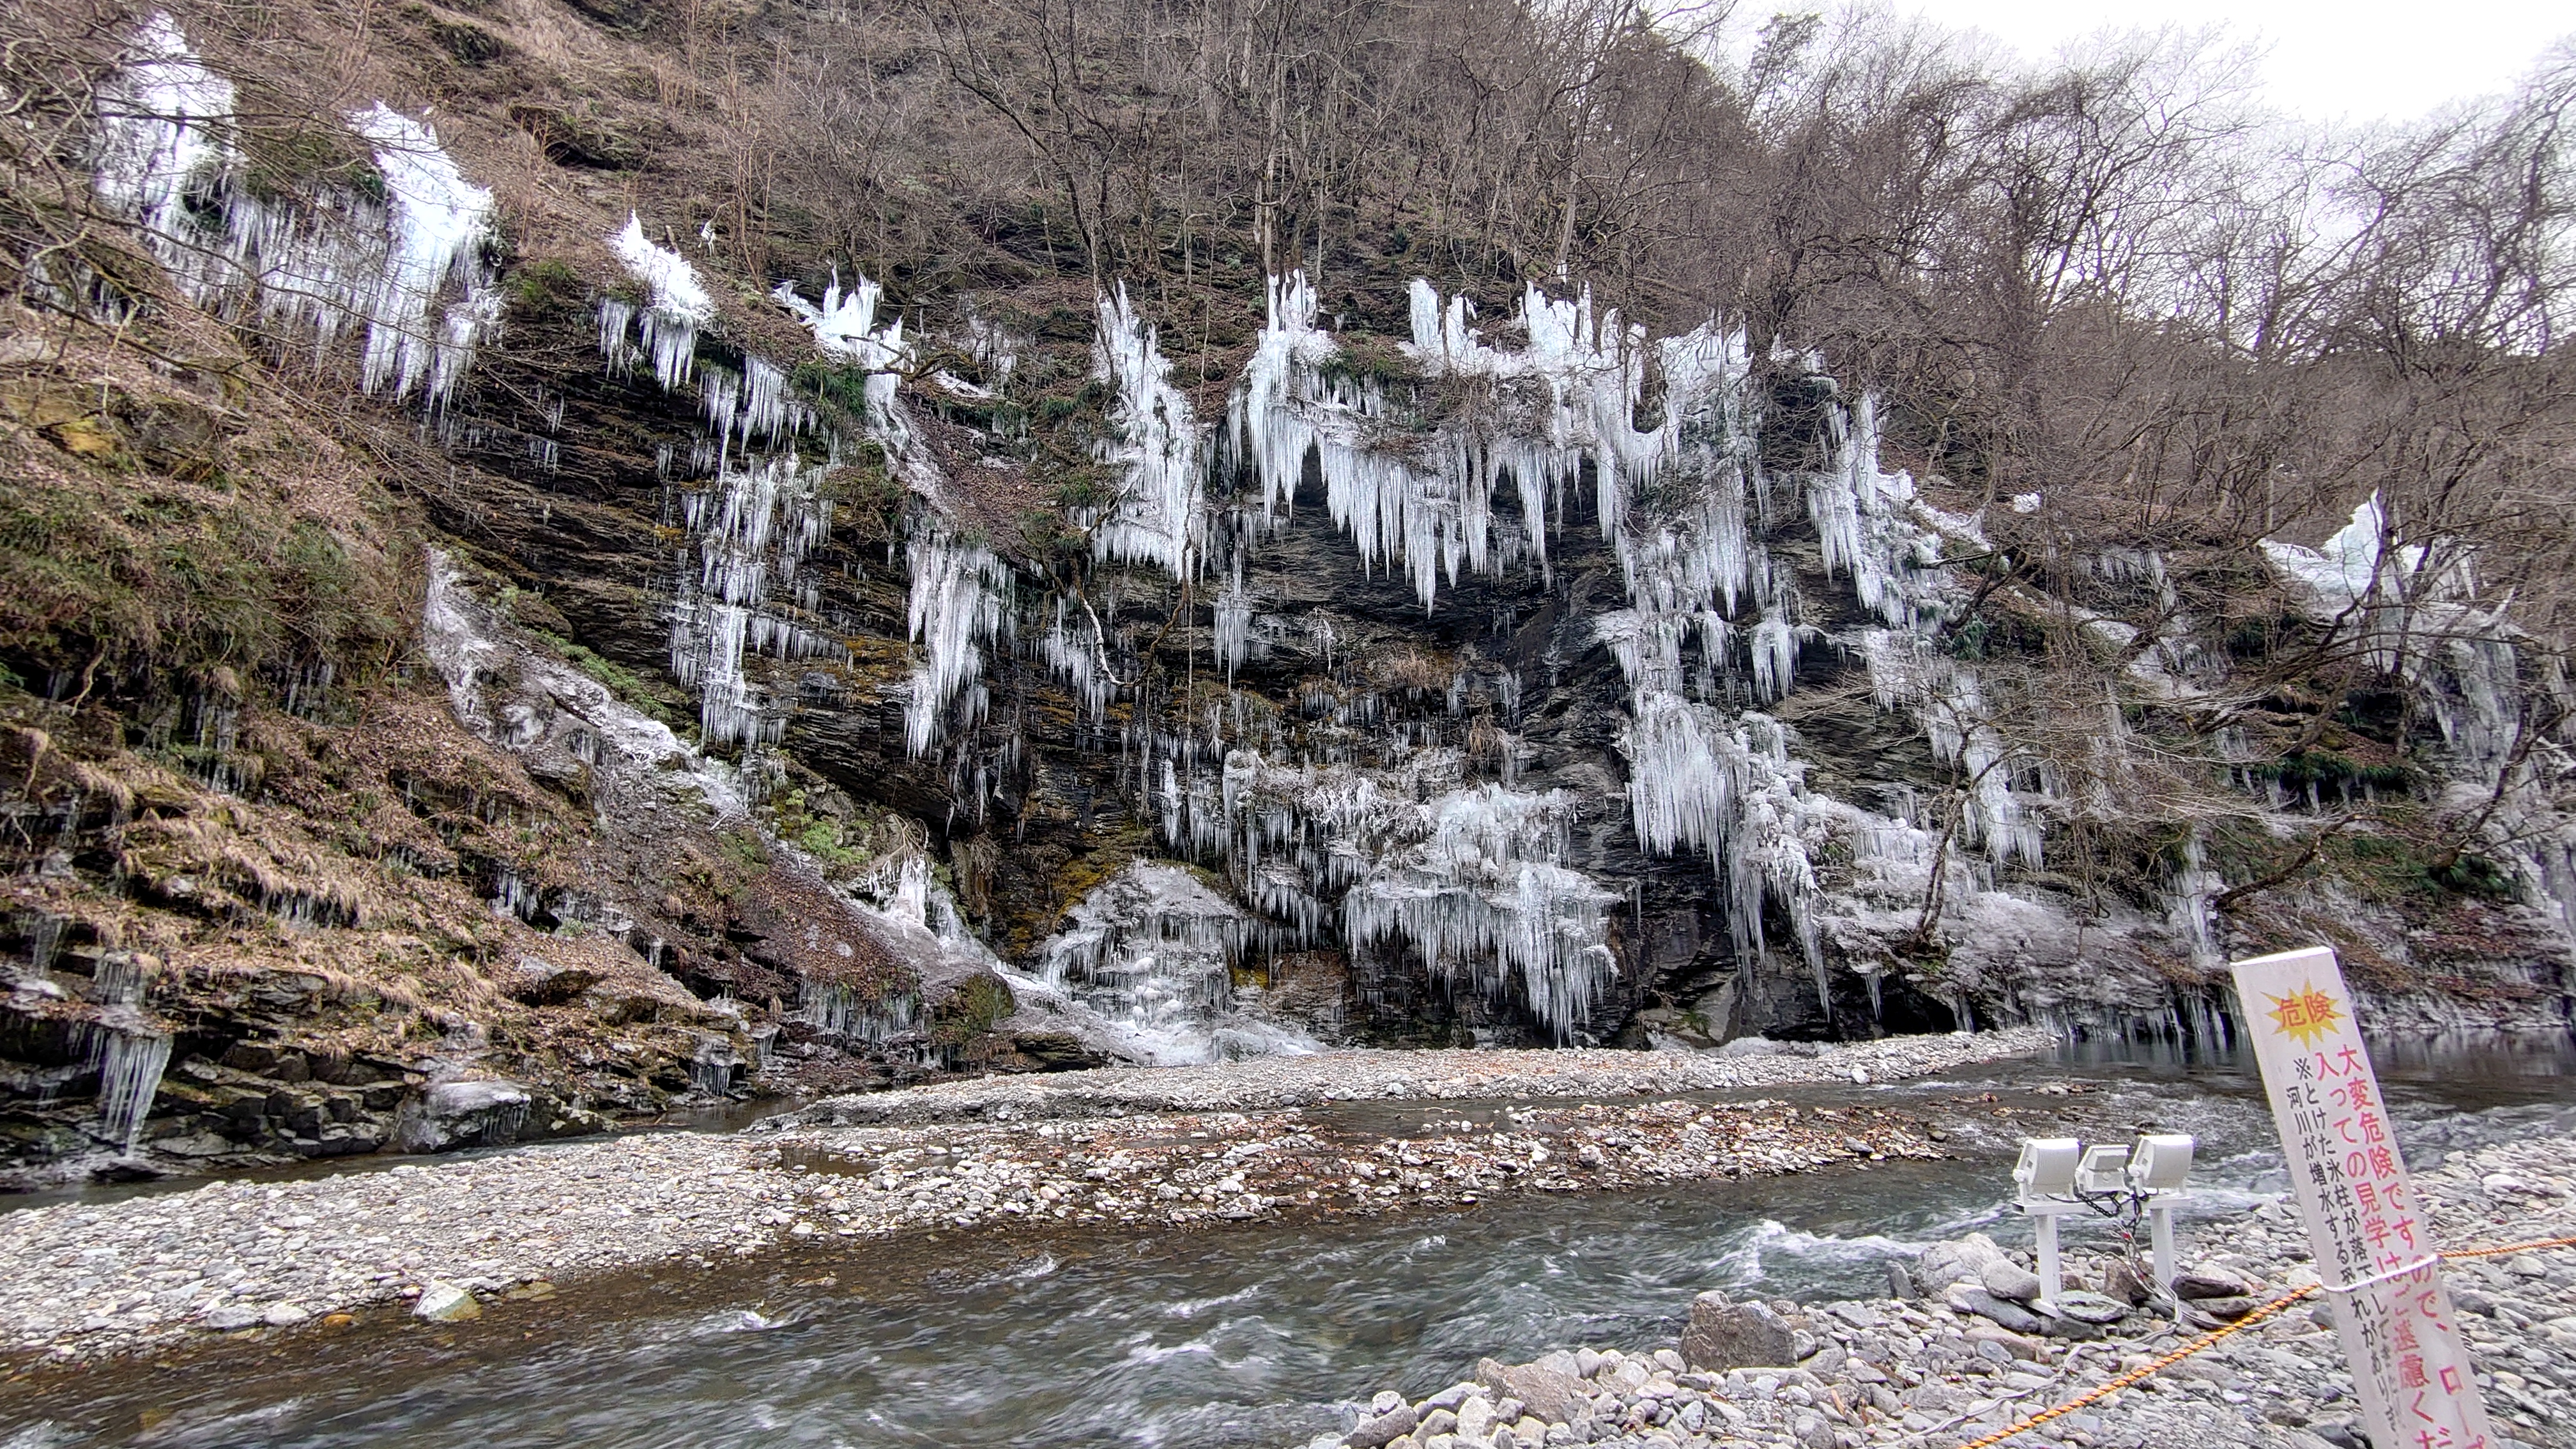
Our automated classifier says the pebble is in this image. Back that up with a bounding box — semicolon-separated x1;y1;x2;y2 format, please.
412;1281;479;1322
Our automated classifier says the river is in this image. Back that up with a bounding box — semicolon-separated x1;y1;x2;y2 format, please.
5;1032;2572;1448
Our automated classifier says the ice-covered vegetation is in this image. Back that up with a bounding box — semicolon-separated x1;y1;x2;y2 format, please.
87;15;501;413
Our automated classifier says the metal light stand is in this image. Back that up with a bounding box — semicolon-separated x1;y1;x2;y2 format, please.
2012;1139;2087;1313
2014;1134;2195;1320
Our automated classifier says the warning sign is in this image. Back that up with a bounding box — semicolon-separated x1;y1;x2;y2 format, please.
2232;945;2496;1449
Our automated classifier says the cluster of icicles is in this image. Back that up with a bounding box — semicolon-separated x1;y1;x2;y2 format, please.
66;12;509;1153
88;14;502;415
1113;272;2052;1034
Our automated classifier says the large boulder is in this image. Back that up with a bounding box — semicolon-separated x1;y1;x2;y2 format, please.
1980;1258;2046;1303
1678;1291;1798;1370
1477;1356;1585;1423
392;1079;532;1153
1009;1031;1107;1071
502;954;601;1006
1915;1232;2009;1293
2172;1266;2258;1300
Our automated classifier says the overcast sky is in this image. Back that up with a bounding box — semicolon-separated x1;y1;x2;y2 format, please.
1886;0;2569;121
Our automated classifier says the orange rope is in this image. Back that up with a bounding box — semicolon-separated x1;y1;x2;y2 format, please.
1945;1234;2576;1449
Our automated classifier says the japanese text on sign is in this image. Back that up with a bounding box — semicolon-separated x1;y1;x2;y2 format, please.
2232;946;2495;1449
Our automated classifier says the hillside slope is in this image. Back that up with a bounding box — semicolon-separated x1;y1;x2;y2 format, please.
3;0;2570;1183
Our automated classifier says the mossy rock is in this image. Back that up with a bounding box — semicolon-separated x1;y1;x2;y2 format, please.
929;973;1015;1048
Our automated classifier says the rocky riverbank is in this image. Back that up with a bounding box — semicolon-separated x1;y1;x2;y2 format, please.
0;1030;2044;1363
1319;1131;2576;1449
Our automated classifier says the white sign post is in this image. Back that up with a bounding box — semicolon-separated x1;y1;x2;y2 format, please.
2231;946;2497;1449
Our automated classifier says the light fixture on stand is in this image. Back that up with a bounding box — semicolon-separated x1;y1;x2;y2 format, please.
2012;1133;2196;1317
2127;1133;2195;1310
2011;1138;2085;1312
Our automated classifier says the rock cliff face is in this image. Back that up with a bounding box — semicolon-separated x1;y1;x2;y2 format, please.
3;5;2568;1183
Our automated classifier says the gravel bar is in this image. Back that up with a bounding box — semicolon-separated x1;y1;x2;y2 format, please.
1316;1132;2576;1449
0;1029;2044;1363
764;1029;2053;1128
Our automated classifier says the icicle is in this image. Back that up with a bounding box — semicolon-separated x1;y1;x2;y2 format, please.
96;1029;171;1154
607;212;713;390
1088;285;1209;579
344;105;501;408
90;19;502;412
774;270;910;429
1041;595;1116;723
799;983;921;1044
1805;395;1941;631
1213;568;1253;681
1341;785;1621;1042
774;272;904;367
1034;862;1314;1064
91;13;234;266
666;452;843;747
1227;272;1674;612
904;526;1011;756
689;1034;741;1095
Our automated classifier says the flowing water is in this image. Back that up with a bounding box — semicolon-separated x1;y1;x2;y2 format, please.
6;1034;2572;1449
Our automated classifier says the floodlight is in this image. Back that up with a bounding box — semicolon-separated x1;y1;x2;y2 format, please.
2128;1134;2194;1194
2013;1138;2083;1199
2075;1144;2132;1196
